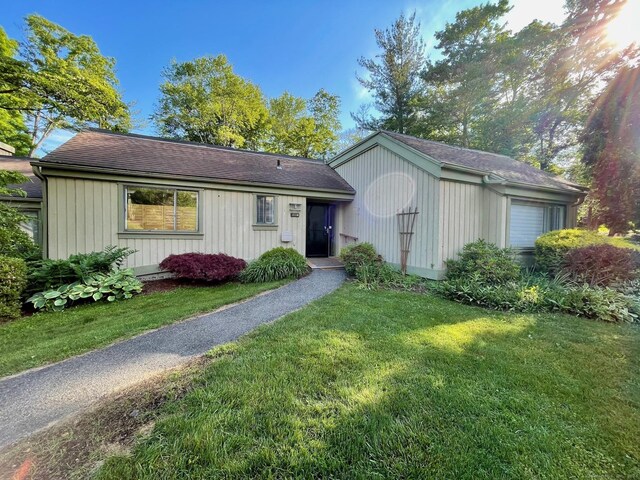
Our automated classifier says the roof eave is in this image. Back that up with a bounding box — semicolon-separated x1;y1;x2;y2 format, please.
32;161;356;196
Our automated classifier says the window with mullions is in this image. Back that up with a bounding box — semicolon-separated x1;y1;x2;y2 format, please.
256;195;276;225
125;186;198;232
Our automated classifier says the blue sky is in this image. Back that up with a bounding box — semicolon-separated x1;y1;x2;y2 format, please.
3;0;565;154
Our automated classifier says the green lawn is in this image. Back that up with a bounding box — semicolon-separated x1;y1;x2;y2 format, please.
97;283;640;479
0;281;286;378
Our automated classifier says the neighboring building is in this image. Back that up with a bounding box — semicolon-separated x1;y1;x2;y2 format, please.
0;141;16;157
32;129;586;278
0;157;43;245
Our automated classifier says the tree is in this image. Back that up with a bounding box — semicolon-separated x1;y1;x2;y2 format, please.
419;0;511;148
353;12;426;133
264;89;341;159
580;66;640;234
0;169;39;259
153;55;269;149
530;0;638;170
0;15;131;156
0;28;31;155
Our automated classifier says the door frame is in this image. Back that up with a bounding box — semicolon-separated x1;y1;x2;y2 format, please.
305;201;336;258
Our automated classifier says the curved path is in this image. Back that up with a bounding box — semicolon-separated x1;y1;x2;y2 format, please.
0;269;345;449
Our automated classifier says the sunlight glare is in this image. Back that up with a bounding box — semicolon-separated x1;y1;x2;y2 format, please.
607;0;640;49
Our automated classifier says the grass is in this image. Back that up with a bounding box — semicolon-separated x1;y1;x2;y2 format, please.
0;280;287;378
95;283;640;479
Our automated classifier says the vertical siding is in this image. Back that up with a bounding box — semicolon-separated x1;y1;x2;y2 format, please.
47;177;307;269
335;145;440;272
439;180;485;265
481;188;508;247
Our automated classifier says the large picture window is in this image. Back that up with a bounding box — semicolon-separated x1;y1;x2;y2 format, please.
510;202;565;248
256;195;276;225
125;186;198;232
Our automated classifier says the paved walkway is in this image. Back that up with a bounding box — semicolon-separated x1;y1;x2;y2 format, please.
0;270;345;449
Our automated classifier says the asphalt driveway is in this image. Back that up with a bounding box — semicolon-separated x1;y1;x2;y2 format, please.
0;269;345;449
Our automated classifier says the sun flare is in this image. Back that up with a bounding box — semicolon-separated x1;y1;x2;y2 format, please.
606;0;640;49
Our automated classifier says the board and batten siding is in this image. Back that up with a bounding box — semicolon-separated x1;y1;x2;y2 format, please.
439;180;483;266
334;145;440;276
47;177;306;271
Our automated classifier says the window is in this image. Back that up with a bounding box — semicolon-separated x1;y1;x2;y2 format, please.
509;202;565;248
256;195;276;225
125;186;198;232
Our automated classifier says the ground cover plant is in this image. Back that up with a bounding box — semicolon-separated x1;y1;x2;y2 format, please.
240;247;308;283
0;279;287;378
95;284;640;479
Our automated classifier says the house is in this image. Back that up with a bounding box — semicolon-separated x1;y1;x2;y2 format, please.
0;157;43;245
30;129;586;278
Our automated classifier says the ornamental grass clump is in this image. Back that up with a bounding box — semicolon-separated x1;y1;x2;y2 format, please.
240;247;308;283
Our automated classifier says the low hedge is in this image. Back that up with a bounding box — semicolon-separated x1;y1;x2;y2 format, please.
534;229;638;275
240;247;308;283
0;256;27;320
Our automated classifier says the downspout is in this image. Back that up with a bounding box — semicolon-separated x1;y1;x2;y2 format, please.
32;164;48;259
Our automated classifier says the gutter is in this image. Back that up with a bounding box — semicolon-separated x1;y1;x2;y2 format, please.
31;161;356;197
482;174;507;185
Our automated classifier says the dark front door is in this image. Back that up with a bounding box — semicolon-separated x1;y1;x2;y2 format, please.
306;202;335;257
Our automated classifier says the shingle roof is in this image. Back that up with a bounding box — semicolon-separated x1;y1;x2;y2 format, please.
0;157;42;199
40;129;355;194
382;131;585;193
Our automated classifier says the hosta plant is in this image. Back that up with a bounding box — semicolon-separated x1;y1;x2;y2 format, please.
28;268;142;312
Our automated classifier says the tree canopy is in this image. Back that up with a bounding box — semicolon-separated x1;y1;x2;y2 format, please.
0;15;131;156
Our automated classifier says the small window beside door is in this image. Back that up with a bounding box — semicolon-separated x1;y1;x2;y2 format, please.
255;195;277;226
509;201;565;248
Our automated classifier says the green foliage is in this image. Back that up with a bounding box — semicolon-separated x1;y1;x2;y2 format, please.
534;228;638;274
355;262;424;291
0;28;32;155
27;245;135;294
581;66;640;233
434;274;638;323
353;12;426;133
153;55;268;149
239;247;308;283
28;268;142;312
0;256;27;320
0;203;40;260
445;239;521;285
0;15;131;155
339;242;380;276
264;89;341;159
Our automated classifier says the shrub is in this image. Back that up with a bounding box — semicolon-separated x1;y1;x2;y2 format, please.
160;253;246;282
534;229;638;275
561;244;640;287
339;242;380;276
0;204;40;261
240;247;308;283
27;245;135;295
0;256;27;320
445;239;521;285
28;268;143;312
